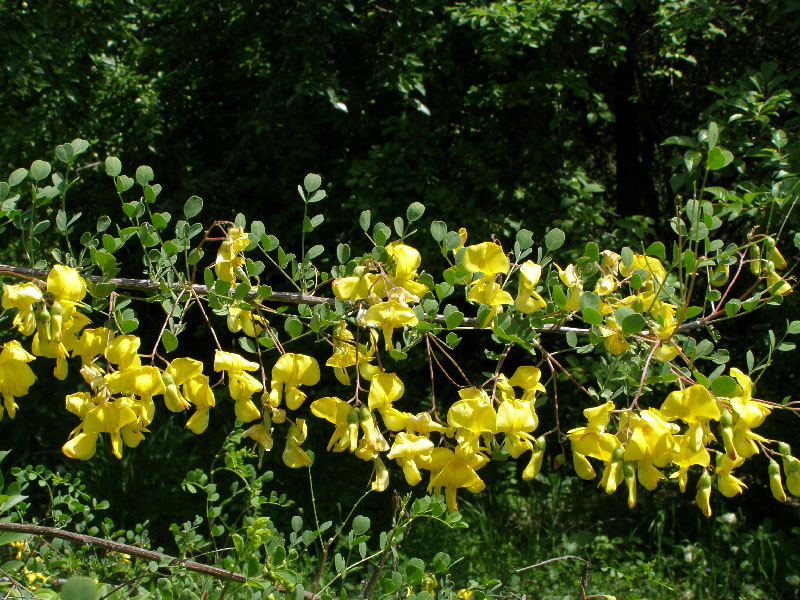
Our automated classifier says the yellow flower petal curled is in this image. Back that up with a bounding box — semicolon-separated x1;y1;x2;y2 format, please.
462;242;508;276
371;457;390;492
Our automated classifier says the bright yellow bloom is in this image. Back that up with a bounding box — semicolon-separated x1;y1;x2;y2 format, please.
367;372;405;410
326;322;379;385
105;335;142;370
31;332;69;380
332;270;378;302
515;261;547;314
268;353;320;410
183;374;216;434
214;226;250;282
600;317;630;355
669;432;711;492
594;273;619;296
72;327;115;365
567;401;620;479
362;300;418;351
619;254;666;288
387;432;435;485
462;242;508;276
63;401;139;460
0;341;37;420
715;454;746;497
371;457;390;492
47;264;86;303
620;409;678;490
311;396;358;452
2;282;43;335
421;447;488;512
467;276;513;326
226;306;266;337
696;470;712;517
163;357;204;412
649;300;677;339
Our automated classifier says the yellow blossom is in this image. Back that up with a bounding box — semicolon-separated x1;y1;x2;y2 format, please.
362;299;418;351
462;242;508;276
421;447;488;512
283;419;312;468
515;261;547;314
268;353;320;410
0;341;37;420
2;282;43;335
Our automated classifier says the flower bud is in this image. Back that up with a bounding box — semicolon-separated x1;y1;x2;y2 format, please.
768;458;786;503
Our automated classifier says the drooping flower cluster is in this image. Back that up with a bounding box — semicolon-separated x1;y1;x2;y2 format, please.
567;367;799;515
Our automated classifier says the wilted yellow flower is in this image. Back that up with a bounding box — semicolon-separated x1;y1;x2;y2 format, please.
283;419;312;468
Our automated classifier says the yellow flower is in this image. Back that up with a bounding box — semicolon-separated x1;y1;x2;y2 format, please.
326;322;379;385
599;317;630;355
695;470;712;517
283;419;312;468
567;401;620;479
368;372;405;410
387;432;435;485
183;374;216;434
620;409;678;490
619;254;666;288
447;387;496;456
0;341;37;420
268;353;320;410
421;447;488;512
31;332;69;380
715;454;746;497
64;401;139;460
332;270;378;302
163;357;204;412
371;457;389;492
462;242;508;276
72;327;115;365
47;264;87;303
669;432;711;492
649;300;677;339
594;274;619;296
311;396;358;452
515;261;547;314
2;282;43;335
467;276;513;326
226;306;266;337
214;226;250;282
104;335;142;370
362;300;418;351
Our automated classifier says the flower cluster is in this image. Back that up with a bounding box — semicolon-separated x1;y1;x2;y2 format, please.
567;368;799;515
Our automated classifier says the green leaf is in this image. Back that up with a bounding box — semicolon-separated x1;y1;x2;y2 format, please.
621;313;646;335
581;307;603;325
303;173;322;193
120;318;139;333
61;576;97;600
787;321;800;335
184;195;203;219
30;160;51;181
143;185;156;204
684;150;702;172
710;376;737;397
406;201;425;222
306;244;324;260
70;138;89;156
430;220;447;242
308;189;326;203
645;241;666;262
359;210;371;232
552;285;567;310
683;306;704;320
56;210;67;231
104;157;122;177
336;243;350;263
135;165;154;186
162;330;178;353
9;168;28;187
584;241;599;262
116;175;134;193
32;220;50;235
706;147;734;170
262;234;279;251
285;317;303;338
55;143;75;164
621;247;633;270
446;332;460;348
544;228;565;251
394;216;405;236
706;122;719;150
445;310;464;329
352;515;370;535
